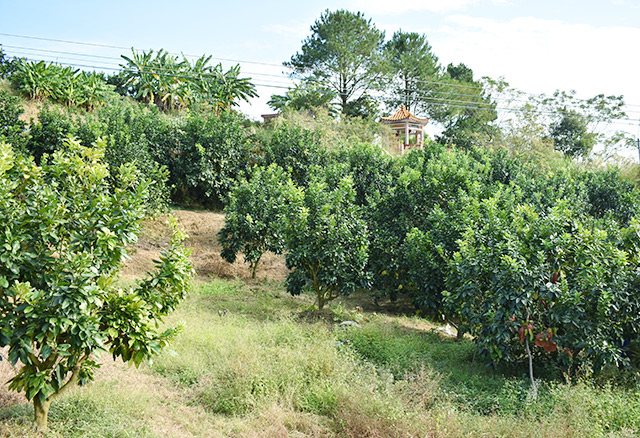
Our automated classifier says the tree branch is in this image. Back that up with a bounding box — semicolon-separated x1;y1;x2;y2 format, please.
48;354;88;403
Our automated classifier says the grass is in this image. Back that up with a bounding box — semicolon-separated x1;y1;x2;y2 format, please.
2;278;640;437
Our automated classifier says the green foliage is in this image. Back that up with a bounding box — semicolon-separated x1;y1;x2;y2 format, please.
331;141;394;206
163;111;254;208
0;90;26;150
285;172;370;309
285;9;387;113
383;30;441;116
584;168;640;224
342;94;380;120
267;81;336;115
549;109;596;158
0;46;18;79
119;48;257;112
445;198;638;372
219;164;304;278
76;99;171;213
24;102;170;212
523;90;631;159
367;147;490;306
269;108;396;152
10;60;114;110
25;105;75;163
0;139;191;430
263;123;326;187
434;68;499;149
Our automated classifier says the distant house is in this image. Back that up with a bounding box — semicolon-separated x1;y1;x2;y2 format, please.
261;113;280;124
380;105;429;154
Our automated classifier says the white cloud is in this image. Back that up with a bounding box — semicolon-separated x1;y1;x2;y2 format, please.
432;15;640;107
349;0;479;15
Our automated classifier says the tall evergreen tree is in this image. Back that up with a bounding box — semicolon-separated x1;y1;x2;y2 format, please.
285;9;387;114
384;31;441;116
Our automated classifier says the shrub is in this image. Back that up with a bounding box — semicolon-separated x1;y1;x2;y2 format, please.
263;123;326;188
0;90;26;150
331;141;394;206
167;111;255;208
25;105;75;163
445;197;639;373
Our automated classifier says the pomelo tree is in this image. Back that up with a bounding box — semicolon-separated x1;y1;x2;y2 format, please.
219;164;304;278
285;172;370;309
0;139;192;431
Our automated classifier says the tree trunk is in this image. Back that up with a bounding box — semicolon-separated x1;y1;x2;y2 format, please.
525;337;537;401
250;255;262;279
34;397;51;431
317;288;326;310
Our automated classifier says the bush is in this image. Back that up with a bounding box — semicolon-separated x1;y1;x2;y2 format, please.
366;147;491;304
331;141;394;206
26;101;171;212
25;105;75;163
76;99;171;212
263;123;326;188
166;111;255;208
445;197;639;373
0;90;26;150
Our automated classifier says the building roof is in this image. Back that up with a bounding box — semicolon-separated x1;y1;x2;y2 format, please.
380;105;429;125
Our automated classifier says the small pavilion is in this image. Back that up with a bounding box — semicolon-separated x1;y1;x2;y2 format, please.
380;105;430;154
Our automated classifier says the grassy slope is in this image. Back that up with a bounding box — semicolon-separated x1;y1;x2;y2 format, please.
1;215;640;437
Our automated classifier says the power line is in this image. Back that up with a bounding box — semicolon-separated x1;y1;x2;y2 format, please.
5;41;640;118
6;32;636;112
6;54;640;128
0;32;284;68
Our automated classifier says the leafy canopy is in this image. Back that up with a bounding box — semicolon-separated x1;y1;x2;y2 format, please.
285;9;387;113
384;30;441;116
219;164;304;278
0;139;192;430
285;169;370;309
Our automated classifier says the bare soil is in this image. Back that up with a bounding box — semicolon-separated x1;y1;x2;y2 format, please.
121;209;289;282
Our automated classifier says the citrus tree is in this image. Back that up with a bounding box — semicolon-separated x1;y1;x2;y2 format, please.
0;139;192;431
445;197;638;374
219;164;304;278
285;171;370;309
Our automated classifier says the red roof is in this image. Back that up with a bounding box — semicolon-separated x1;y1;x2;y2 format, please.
380;105;429;124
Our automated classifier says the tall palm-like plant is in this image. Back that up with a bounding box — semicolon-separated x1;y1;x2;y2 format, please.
212;65;257;113
120;49;157;105
119;48;257;113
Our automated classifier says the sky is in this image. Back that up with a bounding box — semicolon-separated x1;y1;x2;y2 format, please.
2;0;640;153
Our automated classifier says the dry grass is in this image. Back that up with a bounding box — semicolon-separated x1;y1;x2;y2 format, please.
3;210;640;437
121;209;289;282
90;357;217;438
0;348;24;410
18;99;41;124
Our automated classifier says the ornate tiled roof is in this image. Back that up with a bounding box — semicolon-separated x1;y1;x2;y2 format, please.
380;105;429;124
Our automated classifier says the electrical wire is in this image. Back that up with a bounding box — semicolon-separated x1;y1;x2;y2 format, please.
5;42;640;116
5;53;640;128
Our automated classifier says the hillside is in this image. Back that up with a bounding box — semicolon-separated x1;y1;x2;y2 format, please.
121;210;289;282
2;210;639;437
